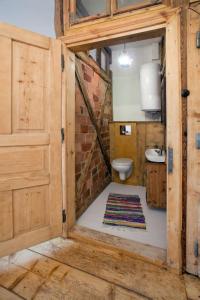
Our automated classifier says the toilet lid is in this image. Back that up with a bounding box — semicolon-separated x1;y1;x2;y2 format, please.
112;158;133;166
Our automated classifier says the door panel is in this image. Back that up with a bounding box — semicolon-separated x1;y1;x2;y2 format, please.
186;7;200;276
0;23;62;257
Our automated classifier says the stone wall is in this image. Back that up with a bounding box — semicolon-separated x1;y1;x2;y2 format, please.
75;57;112;219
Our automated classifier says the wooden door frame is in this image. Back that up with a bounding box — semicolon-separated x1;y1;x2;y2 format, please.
62;7;183;274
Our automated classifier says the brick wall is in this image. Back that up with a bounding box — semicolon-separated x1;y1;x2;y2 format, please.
75;57;112;219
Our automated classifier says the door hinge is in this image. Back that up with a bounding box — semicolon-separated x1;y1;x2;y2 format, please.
168;147;173;174
61;128;64;143
194;240;199;258
62;209;67;223
61;54;65;72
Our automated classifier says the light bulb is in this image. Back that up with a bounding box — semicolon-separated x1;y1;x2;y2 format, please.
118;45;133;68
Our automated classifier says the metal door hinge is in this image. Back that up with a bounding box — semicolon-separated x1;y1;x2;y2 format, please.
61;54;65;72
62;209;67;223
168;147;173;174
194;240;199;258
61;128;64;143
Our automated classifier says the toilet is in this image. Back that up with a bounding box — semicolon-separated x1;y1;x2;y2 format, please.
111;158;133;181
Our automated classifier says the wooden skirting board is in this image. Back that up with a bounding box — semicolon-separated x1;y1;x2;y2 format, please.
69;225;167;268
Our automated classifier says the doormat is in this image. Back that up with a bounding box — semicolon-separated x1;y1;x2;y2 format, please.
103;193;146;229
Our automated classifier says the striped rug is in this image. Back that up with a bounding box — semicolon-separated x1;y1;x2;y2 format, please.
103;193;146;229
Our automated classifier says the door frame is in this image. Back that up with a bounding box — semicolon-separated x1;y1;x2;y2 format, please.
62;7;183;274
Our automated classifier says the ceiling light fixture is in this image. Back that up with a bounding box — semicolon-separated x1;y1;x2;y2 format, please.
118;44;133;68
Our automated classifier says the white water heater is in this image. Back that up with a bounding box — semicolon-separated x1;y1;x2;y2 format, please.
140;62;161;111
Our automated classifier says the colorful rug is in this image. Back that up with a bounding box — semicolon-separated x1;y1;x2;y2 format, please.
103;193;146;229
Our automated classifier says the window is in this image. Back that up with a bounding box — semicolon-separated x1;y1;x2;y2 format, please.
116;0;161;11
75;0;108;20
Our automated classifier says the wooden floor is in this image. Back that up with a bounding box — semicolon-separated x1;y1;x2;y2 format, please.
0;238;199;300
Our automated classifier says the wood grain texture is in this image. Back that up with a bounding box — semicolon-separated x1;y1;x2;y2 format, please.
69;225;167;267
62;47;76;232
146;162;166;209
0;36;11;134
0;27;62;257
166;11;182;273
0;192;13;242
0;22;50;49
30;238;187;300
0;241;159;300
186;5;200;276
62;5;177;51
110;122;165;186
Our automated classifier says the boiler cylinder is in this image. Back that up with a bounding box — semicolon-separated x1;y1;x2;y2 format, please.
140;62;161;111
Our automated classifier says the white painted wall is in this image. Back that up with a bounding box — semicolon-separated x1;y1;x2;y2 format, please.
111;39;161;121
0;0;55;37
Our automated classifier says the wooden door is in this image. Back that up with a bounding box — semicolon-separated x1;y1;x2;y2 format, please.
186;6;200;276
0;23;62;257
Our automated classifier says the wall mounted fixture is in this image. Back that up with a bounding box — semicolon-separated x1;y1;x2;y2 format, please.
118;44;133;68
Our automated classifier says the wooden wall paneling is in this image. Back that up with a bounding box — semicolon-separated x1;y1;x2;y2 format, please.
0;24;63;257
145;123;165;148
110;122;165;186
62;46;76;232
136;123;146;185
166;11;182;273
0;36;11;134
186;6;200;276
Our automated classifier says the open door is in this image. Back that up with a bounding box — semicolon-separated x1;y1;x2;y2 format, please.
186;6;200;276
0;23;63;257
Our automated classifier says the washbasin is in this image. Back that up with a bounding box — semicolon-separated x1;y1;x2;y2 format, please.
145;148;165;163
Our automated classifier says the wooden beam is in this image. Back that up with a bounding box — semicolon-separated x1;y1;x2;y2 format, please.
76;52;111;83
75;63;112;174
69;225;167;267
61;5;177;51
62;47;76;232
166;11;182;273
186;4;200;276
54;0;64;37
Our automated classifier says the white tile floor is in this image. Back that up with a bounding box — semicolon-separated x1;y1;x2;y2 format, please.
77;182;167;249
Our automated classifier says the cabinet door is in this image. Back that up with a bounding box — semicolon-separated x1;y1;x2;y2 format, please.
146;163;166;209
146;165;159;208
0;23;62;257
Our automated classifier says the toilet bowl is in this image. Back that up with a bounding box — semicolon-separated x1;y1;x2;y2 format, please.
111;158;133;181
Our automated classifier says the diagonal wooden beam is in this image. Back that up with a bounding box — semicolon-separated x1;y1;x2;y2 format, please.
75;63;111;175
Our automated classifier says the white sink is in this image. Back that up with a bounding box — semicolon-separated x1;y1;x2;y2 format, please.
145;148;165;163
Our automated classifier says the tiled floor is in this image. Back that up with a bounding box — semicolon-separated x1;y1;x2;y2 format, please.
77;182;167;249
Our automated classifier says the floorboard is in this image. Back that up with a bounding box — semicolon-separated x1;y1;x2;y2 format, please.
0;238;199;300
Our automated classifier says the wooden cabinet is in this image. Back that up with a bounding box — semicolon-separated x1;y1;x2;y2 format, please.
146;162;166;209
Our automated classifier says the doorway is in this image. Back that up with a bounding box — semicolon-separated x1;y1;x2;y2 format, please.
63;10;182;273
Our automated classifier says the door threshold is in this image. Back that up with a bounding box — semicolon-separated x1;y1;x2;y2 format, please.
69;224;167;268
